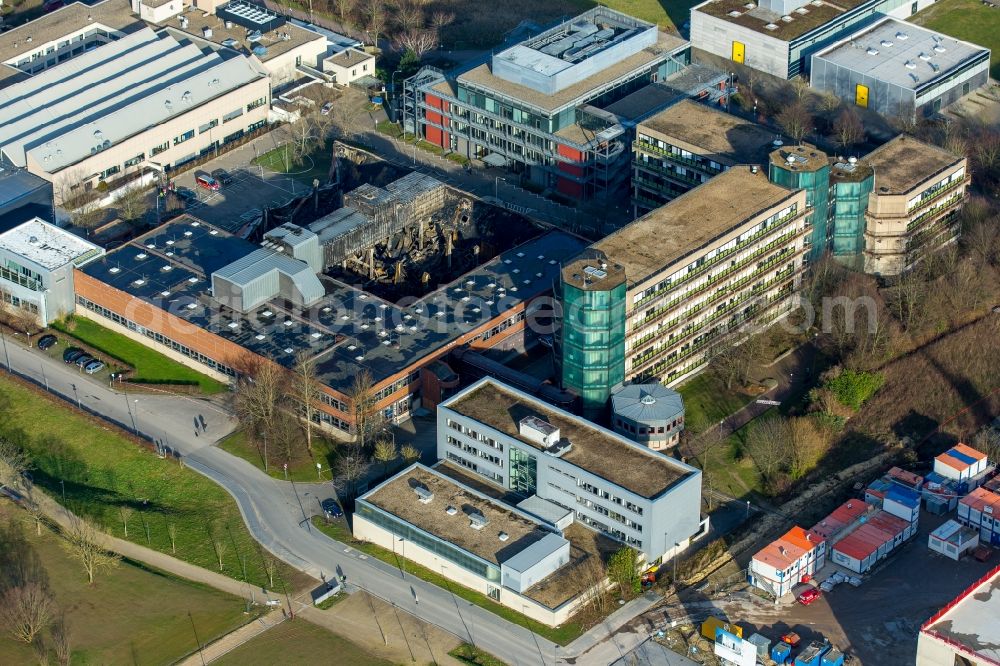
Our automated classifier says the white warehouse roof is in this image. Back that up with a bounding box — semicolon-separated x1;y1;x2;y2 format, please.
0;218;103;270
0;27;266;174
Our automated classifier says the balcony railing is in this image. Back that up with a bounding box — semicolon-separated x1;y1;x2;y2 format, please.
633;141;724;174
906;193;964;232
629;209;803;314
634;160;708;187
906;176;969;215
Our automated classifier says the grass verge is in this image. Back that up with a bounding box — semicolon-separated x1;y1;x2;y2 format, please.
218;429;342;483
0;374;299;590
213;616;394;666
310;517;585;645
0;505;255;665
252;142;334;184
52;316;227;394
450;643;510;666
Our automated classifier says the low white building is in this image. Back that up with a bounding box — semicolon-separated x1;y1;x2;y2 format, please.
958;486;1000;546
323;48;376;85
928;520;979;561
0;218;103;324
934;443;989;486
748;526;826;599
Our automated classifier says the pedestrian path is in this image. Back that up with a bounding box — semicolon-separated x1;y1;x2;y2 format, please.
176;609;285;665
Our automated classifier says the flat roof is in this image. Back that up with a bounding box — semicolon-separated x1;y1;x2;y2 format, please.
585;167;800;287
0;28;265;172
923;565;1000;664
694;0;869;42
611;382;684;423
814;17;990;92
81;213;586;389
326;48;372;68
445;378;694;499
516;495;573;526
0;218;102;270
864;135;963;195
0;0;142;65
163;6;324;63
770;143;830;173
640;99;779;164
455;32;686;115
361;464;551;566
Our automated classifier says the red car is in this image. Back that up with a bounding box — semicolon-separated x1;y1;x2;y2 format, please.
195;173;220;191
797;588;822;606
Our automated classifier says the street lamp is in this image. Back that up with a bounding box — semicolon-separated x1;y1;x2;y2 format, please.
495;176;506;199
0;326;10;370
133;399;140;436
316;462;322;480
71;383;81;409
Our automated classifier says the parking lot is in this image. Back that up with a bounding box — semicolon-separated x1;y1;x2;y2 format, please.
704;512;995;665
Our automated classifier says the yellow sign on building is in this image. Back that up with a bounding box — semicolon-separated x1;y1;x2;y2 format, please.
732;41;745;64
855;84;869;108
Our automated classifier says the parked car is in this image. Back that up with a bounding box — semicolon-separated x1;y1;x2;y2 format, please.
321;498;344;518
321;101;334;116
37;334;58;350
797;588;822;606
63;347;84;363
211;168;234;186
175;186;198;203
83;360;105;374
195;173;220;191
75;355;94;368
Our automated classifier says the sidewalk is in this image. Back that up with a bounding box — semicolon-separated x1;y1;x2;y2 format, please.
176;609;285;666
564;591;663;661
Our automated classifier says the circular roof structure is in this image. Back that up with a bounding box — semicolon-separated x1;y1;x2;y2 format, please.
611;382;684;423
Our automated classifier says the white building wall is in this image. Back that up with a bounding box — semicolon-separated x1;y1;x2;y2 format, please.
690;7;792;78
262;39;327;87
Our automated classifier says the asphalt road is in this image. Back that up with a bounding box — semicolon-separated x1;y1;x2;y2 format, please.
1;336;647;665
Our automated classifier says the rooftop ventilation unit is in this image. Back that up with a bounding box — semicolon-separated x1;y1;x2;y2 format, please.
744;1;755;6
546;439;574;457
469;512;488;530
867;47;879;56
880;40;893;48
414;486;434;503
498;532;510;542
583;266;607;279
203;26;213;38
519;415;560;448
728;10;742;17
934;44;946;53
446;506;458;516
905;60;916;69
764;23;779;30
780;15;793;22
896;31;908;40
795;7;809;13
919;52;932;60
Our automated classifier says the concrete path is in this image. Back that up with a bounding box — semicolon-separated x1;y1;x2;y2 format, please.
176;610;285;666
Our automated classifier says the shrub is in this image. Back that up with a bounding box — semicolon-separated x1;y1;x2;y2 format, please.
825;369;884;410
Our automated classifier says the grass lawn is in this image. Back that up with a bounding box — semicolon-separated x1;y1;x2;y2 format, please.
450;643;510;666
677;373;752;434
600;0;699;29
311;517;585;645
911;0;1000;78
218;429;342;483
0;506;254;666
0;374;300;591
252;142;334;185
695;432;765;499
213;617;394;666
52;316;227;394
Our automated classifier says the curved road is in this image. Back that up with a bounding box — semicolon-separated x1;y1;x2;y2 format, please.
2;337;638;665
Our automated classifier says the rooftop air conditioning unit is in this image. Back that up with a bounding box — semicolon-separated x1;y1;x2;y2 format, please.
469;513;489;530
203;26;213;38
498;532;510;542
446;506;458;516
414;486;434;503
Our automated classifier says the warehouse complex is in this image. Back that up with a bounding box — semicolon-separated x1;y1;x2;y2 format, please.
557;167;808;413
810;17;990;120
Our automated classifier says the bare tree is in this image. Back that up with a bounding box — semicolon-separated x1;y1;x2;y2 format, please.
291;353;321;455
348;369;378;449
373;437;398;478
365;0;387;52
0;436;30;493
581;556;611;615
117;505;135;538
971;428;1000;464
115;183;149;225
973;128;1000;174
333;0;356;26
211;529;228;572
397;29;437;58
71;199;105;233
0;583;54;644
337;449;370;498
167;523;178;554
709;326;767;390
832;107;864;152
777;101;814;145
744;415;793;489
231;353;288;449
261;554;278;589
400;443;420;465
50;613;71;666
884;269;926;333
61;517;120;584
394;0;424;33
430;10;455;33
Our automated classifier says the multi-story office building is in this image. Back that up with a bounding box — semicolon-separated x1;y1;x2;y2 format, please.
632;99;779;216
558;167;808;413
404;9;690;199
437;378;705;563
863;135;968;276
0;218;103;324
690;0;938;79
810;17;990;121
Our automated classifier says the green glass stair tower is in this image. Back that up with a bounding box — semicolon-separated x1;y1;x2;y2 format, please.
768;144;830;262
829;158;875;269
557;251;627;418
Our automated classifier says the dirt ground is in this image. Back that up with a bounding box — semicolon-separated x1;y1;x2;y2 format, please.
302;589;464;665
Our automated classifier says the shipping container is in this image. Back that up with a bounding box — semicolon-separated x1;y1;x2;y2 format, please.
746;633;771;658
794;641;830;666
821;647;845;666
771;641;793;664
700;616;742;641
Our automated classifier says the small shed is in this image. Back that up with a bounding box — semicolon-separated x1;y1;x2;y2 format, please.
746;633;771;658
928;519;979;560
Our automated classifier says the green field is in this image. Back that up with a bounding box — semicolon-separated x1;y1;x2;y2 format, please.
213;617;393;666
218;430;342;483
252;144;334;185
311;518;585;645
0;375;296;590
677;373;752;434
911;0;1000;78
0;506;253;666
52;316;227;394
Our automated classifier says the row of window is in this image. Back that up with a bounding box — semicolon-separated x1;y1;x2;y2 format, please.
577;496;642;532
578;481;644;516
614;417;682;436
446;419;504;451
446;451;503;484
446;436;503;467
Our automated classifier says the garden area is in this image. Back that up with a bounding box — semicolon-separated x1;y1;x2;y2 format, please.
0;505;255;665
0;375;302;592
50;316;227;394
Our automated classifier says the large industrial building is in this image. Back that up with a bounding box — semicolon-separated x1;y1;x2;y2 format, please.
437;378;705;564
0;218;103;325
917;565;1000;666
403;8;695;200
0;168;55;232
690;0;939;79
810;17;990;120
557;167;808;413
863;135;968;275
631;99;780;216
73;178;587;434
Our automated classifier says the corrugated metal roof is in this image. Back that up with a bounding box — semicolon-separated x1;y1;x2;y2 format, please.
212;247;324;306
